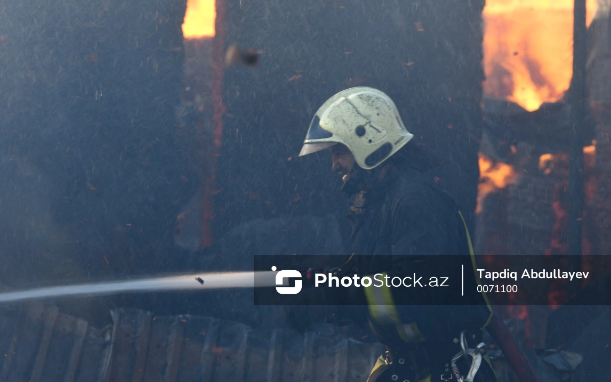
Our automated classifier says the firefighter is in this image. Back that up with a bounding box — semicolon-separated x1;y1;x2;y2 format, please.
298;87;497;382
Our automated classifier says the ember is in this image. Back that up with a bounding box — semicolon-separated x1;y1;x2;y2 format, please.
538;153;561;176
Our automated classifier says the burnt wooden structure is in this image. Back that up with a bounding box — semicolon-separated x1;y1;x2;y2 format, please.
588;0;611;255
0;0;194;287
473;1;611;353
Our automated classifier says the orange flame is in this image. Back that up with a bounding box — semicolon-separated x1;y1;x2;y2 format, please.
583;144;597;205
183;0;216;38
483;0;597;111
477;153;518;214
538;145;596;175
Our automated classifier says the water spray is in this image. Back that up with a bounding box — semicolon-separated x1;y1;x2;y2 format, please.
0;271;277;304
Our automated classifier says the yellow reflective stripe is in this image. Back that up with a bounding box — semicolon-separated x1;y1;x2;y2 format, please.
364;273;426;343
395;324;412;343
402;322;426;343
419;375;431;382
364;272;400;323
364;287;393;323
394;323;426;343
458;211;494;329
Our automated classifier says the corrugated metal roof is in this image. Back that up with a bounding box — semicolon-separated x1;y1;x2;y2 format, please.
0;302;582;381
0;303;383;382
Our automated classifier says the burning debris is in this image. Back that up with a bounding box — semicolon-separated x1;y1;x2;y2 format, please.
477;152;517;214
483;0;598;111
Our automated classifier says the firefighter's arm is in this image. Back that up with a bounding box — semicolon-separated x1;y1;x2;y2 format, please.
360;197;461;343
297;256;367;305
362;196;461;311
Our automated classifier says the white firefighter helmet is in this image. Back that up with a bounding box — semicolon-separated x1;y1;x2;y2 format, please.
298;87;414;169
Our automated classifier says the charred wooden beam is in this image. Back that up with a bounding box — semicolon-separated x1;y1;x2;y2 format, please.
588;0;611;256
568;0;588;266
482;98;595;161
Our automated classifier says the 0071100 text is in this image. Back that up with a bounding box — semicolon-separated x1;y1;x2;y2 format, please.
476;284;518;293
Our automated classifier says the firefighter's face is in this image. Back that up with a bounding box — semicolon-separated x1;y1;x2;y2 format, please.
330;144;355;183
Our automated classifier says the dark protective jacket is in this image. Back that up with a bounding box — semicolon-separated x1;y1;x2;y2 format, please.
334;162;494;380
